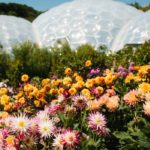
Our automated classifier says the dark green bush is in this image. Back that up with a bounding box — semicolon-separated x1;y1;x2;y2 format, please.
2;42;52;86
0;52;11;80
0;40;149;86
12;42;52;77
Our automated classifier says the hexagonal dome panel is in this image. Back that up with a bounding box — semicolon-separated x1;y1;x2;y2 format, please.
33;0;141;50
0;15;37;53
112;11;150;51
1;0;149;52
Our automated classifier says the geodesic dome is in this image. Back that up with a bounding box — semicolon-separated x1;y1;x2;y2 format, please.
112;11;150;51
0;15;37;53
0;0;150;52
33;0;142;50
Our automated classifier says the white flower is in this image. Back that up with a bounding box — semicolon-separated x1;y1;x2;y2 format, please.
52;134;64;150
38;120;55;138
36;110;49;122
62;129;79;148
145;93;150;101
88;112;108;136
143;101;150;116
11;113;29;133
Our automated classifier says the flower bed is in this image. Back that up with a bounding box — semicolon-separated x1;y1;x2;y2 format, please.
0;61;150;149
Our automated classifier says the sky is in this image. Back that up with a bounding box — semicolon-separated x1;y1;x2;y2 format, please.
0;0;149;11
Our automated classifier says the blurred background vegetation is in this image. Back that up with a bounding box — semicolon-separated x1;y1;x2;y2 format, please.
0;40;149;86
0;3;42;21
130;2;150;11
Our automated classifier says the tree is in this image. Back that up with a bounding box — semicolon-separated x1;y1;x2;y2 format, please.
0;3;42;21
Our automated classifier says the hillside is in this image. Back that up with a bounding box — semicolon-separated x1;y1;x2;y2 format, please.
130;2;150;12
0;3;42;22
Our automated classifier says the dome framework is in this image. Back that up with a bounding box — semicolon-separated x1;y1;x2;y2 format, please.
0;0;150;52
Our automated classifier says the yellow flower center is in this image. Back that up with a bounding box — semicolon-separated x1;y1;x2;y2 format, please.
6;136;15;145
43;126;48;132
95;116;103;126
18;121;25;128
95;119;101;125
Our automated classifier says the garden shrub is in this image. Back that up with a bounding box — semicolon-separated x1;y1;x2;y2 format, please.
0;39;149;87
0;52;11;80
5;42;52;86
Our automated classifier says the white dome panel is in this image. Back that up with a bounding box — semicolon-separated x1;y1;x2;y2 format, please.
112;11;150;51
1;0;149;52
33;0;141;50
0;15;36;53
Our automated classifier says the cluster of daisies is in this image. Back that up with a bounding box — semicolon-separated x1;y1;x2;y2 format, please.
0;107;109;150
0;61;149;149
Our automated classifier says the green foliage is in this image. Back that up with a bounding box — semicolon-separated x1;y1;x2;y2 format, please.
0;3;42;21
113;117;150;150
110;41;150;68
0;40;149;87
13;42;52;77
0;52;11;79
1;42;52;86
50;43;110;78
130;2;150;11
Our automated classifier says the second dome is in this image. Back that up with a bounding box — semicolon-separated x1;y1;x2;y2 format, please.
33;0;141;50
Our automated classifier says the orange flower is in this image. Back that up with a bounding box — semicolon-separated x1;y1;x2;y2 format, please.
0;111;9;119
98;94;109;106
76;81;85;89
81;89;90;98
105;96;119;111
125;73;135;84
41;78;50;87
39;98;47;104
21;74;29;82
50;88;57;95
139;82;150;93
0;95;9;105
75;75;83;82
4;103;12;111
68;87;77;96
133;66;140;71
95;76;104;85
16;92;23;100
34;100;40;107
58;88;65;95
85;79;94;88
138;65;150;77
65;68;72;75
5;135;15;145
73;72;79;77
63;77;72;87
87;100;100;111
85;60;92;67
124;90;139;106
95;86;104;95
51;79;60;87
104;75;113;85
0;87;8;95
24;84;34;92
18;97;25;104
71;83;79;89
36;88;46;98
44;85;51;92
